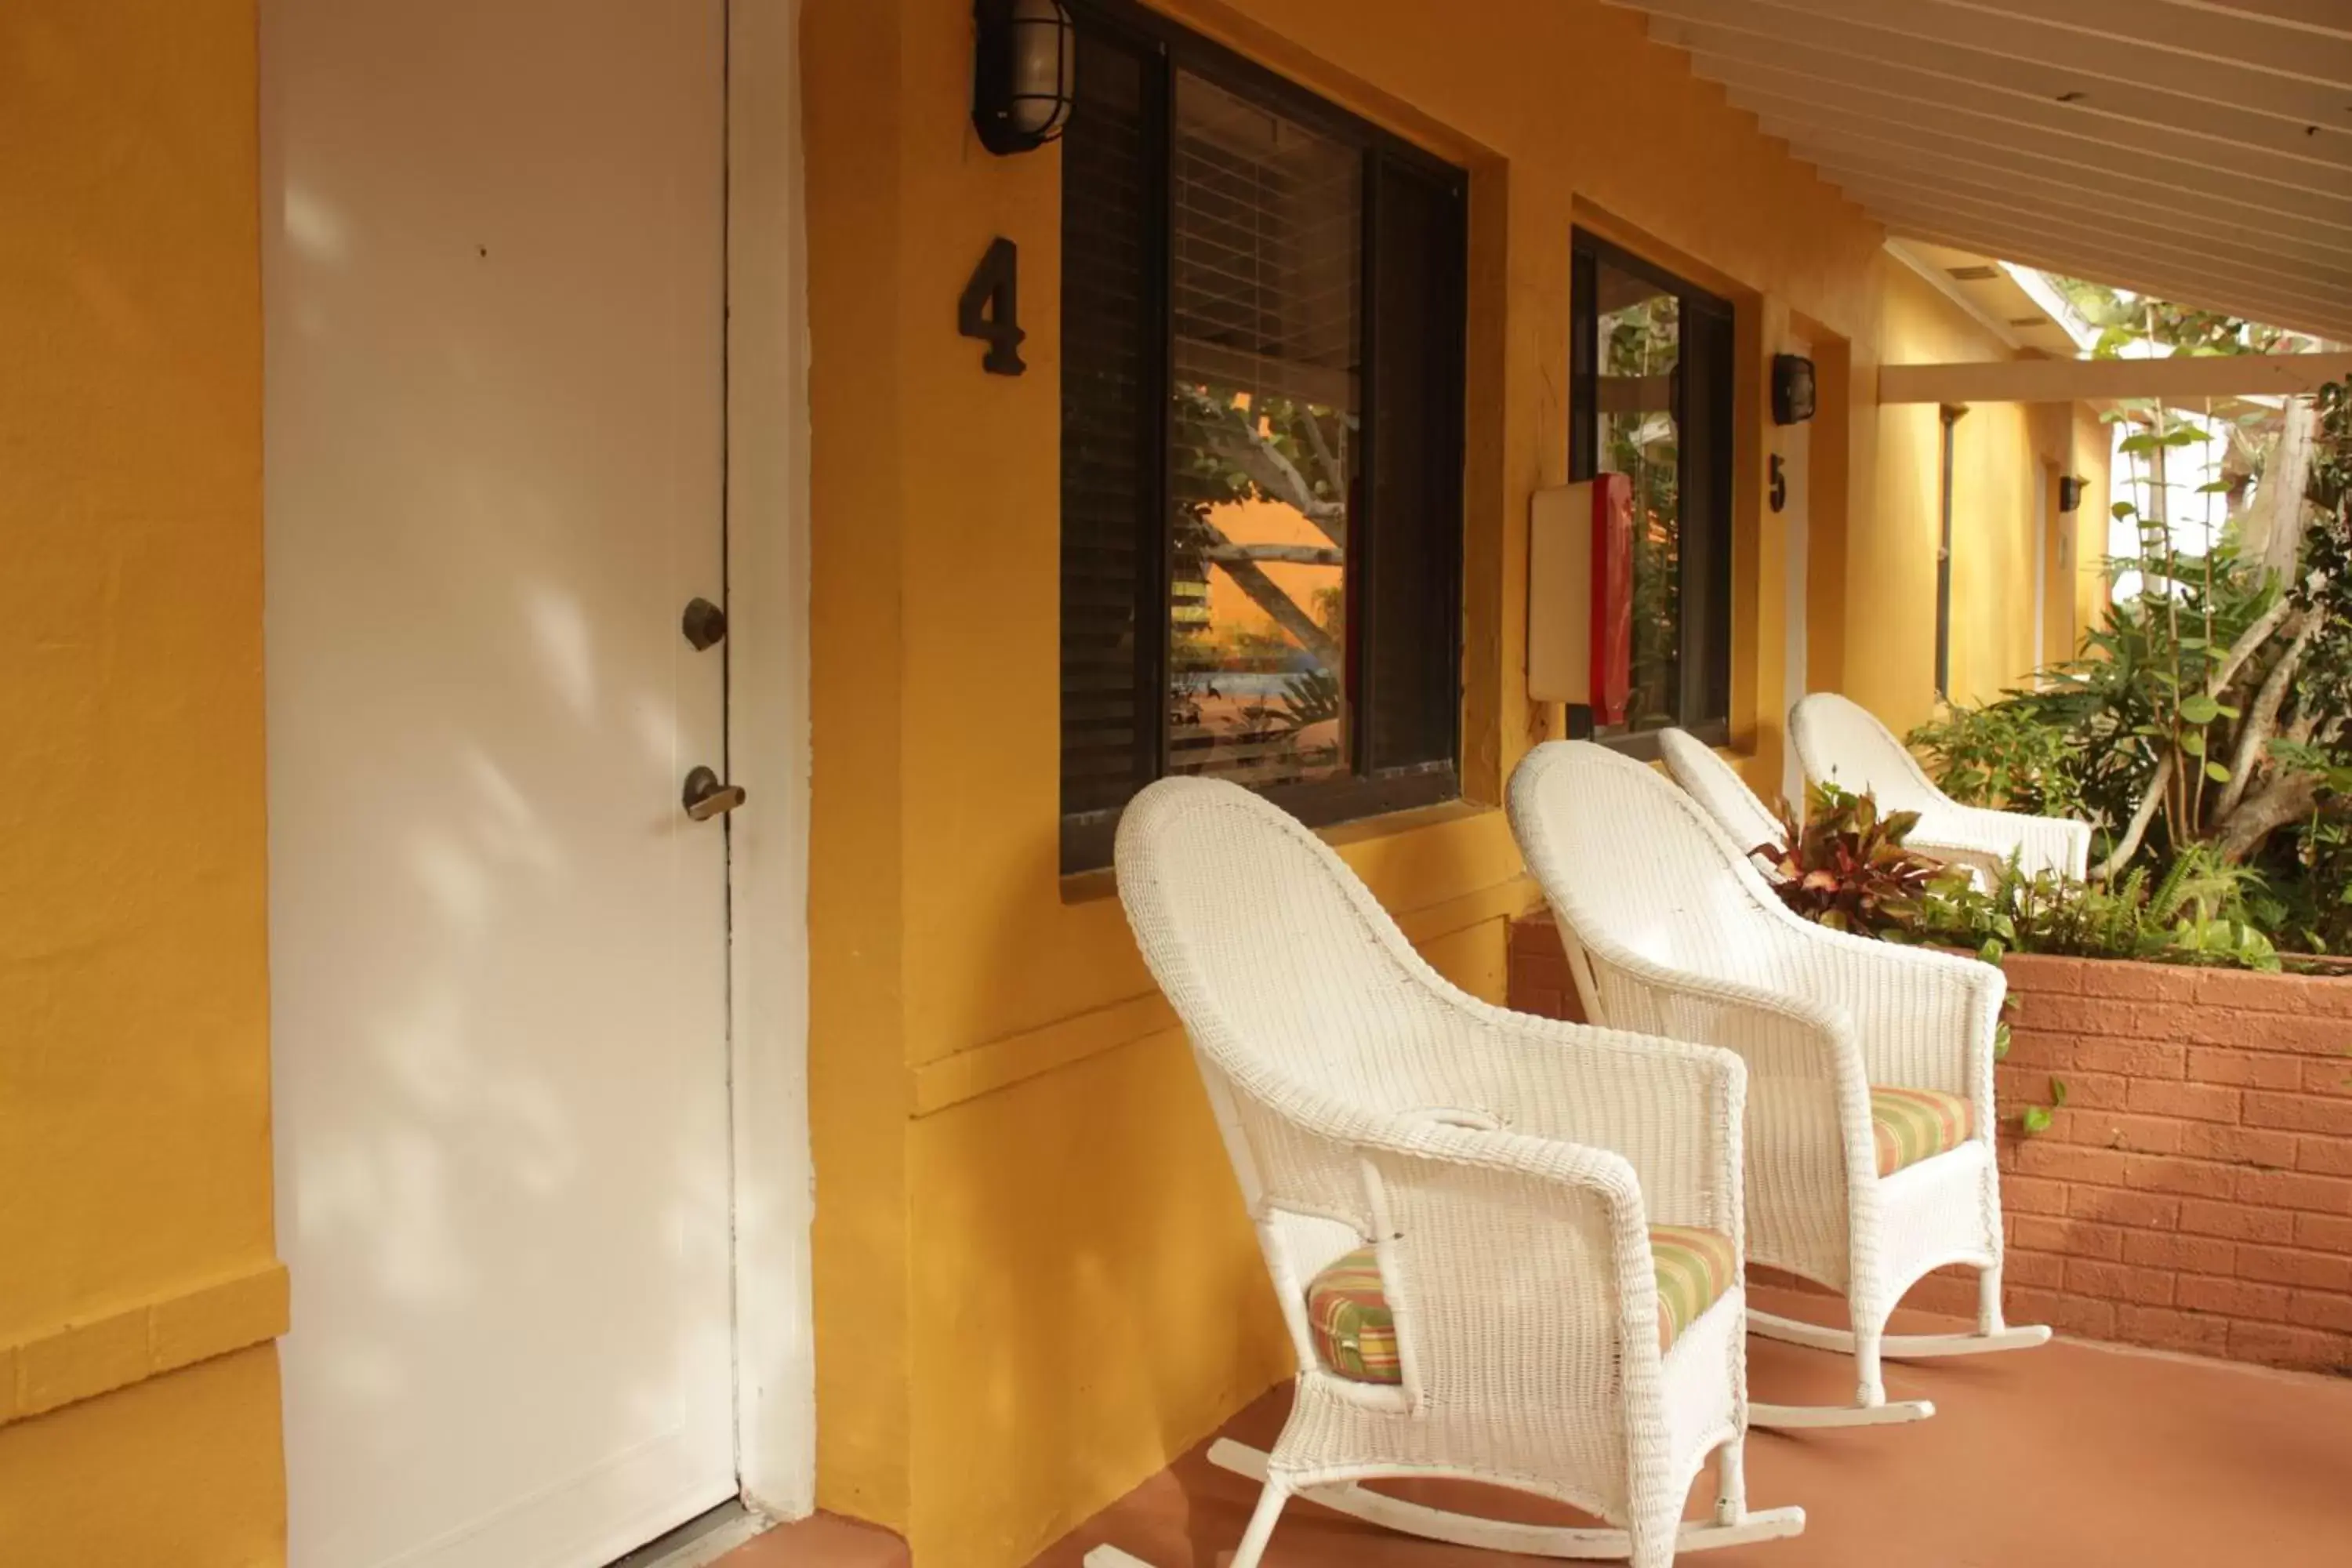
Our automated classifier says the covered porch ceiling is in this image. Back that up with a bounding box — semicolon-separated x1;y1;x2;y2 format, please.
1601;0;2352;345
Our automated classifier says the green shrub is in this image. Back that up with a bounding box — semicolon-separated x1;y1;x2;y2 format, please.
1901;376;2351;957
1907;845;2279;972
1758;784;2281;971
1907;701;2086;818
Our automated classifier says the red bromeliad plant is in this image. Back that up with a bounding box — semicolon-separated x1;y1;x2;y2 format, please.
1756;783;1960;937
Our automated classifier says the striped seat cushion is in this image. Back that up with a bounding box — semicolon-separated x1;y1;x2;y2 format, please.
1650;1225;1738;1348
1871;1086;1974;1177
1304;1226;1738;1385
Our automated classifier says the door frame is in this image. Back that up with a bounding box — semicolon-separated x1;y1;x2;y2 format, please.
724;0;818;1523
724;0;817;1520
257;0;815;1544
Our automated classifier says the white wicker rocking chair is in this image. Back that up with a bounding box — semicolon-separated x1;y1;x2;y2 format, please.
1790;691;2092;884
1116;776;1805;1568
1509;742;2050;1432
1656;729;1784;867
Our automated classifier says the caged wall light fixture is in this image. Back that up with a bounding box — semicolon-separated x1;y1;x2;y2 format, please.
972;0;1076;155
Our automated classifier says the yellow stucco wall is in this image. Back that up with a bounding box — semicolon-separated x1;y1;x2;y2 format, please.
1853;260;2100;734
797;2;2013;1563
0;2;2097;1563
0;3;285;1562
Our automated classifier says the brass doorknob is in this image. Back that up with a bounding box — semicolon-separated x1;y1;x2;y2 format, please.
682;765;746;822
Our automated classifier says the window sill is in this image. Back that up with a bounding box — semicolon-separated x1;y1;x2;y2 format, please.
1317;793;1490;848
1058;793;1494;906
1592;718;1730;764
1058;865;1120;906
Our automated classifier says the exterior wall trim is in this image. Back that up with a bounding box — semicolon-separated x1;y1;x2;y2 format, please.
727;0;819;1523
1882;348;2352;407
1;1261;289;1428
909;877;1537;1117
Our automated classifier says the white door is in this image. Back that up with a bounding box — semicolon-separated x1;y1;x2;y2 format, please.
1779;336;1813;806
263;4;736;1565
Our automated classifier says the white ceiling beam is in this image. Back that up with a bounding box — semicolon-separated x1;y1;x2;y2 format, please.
1648;18;2352;177
1730;85;2352;231
2061;0;2352;71
1871;207;2352;323
2158;0;2352;42
1894;238;2352;346
1802;147;2352;278
1613;0;2352;125
1880;350;2352;405
1863;195;2352;323
1768;118;2352;256
1883;219;2352;343
1714;0;2352;90
1600;0;2352;351
1833;178;2352;306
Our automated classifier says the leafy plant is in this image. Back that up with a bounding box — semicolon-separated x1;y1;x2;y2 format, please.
1755;783;1964;937
1269;669;1341;735
1599;292;1683;728
1911;845;2280;971
1906;375;2352;956
2245;805;2352;956
1908;701;2087;818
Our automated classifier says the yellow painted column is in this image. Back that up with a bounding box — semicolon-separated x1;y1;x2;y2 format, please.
803;0;920;1537
0;2;286;1563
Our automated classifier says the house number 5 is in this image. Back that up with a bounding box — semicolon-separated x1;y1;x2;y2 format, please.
1769;453;1788;514
959;237;1026;376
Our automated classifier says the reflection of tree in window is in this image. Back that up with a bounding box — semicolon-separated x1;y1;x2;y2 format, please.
1164;72;1359;791
1569;233;1731;746
1598;278;1682;732
1057;7;1468;870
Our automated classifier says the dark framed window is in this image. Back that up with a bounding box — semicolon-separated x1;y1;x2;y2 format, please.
1936;405;1964;700
1058;0;1468;873
1568;230;1734;751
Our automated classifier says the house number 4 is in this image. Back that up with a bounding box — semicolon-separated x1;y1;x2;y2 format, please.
959;237;1026;376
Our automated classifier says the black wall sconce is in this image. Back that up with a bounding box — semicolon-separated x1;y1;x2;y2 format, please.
1771;353;1817;426
972;0;1076;155
2059;474;2086;514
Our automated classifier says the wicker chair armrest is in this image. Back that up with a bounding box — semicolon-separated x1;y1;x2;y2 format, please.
1412;1004;1747;1236
1349;1122;1677;1400
1583;948;1860;1077
1579;946;1880;1185
1752;922;2005;1126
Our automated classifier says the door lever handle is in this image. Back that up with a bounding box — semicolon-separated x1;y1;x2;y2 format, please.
682;765;746;822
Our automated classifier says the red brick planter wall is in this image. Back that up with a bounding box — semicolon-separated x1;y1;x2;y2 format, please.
1507;912;2352;1374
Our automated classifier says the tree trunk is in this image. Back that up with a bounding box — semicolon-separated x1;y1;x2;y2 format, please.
2215;614;2315;820
2094;752;2172;882
2215;771;2320;863
2242;396;2318;581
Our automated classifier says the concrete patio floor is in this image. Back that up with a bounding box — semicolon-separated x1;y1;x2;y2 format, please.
1029;1289;2352;1567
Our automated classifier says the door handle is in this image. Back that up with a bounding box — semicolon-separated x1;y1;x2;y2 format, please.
682;765;746;822
681;597;728;652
